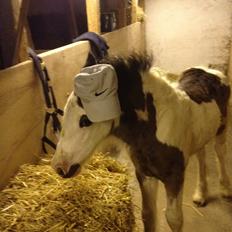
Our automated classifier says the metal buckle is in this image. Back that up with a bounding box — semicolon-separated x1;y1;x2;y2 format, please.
46;107;54;114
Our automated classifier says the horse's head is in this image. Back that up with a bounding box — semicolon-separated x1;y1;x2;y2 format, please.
51;64;121;178
51;92;117;178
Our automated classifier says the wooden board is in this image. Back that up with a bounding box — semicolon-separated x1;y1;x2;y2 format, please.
12;0;31;65
0;42;89;188
0;22;144;188
131;0;138;23
86;0;100;33
104;22;145;55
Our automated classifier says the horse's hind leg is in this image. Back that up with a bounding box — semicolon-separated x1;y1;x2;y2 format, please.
215;128;232;198
193;147;208;206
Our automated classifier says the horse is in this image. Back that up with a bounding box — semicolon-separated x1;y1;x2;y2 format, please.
51;53;231;232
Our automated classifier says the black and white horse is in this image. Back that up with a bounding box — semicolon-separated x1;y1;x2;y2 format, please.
51;53;231;232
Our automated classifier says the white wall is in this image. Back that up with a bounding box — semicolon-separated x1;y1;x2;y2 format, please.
145;0;232;73
229;40;232;80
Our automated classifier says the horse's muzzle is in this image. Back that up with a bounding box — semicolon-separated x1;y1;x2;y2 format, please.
57;163;81;178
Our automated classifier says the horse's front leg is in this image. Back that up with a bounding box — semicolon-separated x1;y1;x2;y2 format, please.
136;173;158;232
164;183;184;232
163;164;184;232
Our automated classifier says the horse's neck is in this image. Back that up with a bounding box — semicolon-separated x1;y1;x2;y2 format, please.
142;68;180;103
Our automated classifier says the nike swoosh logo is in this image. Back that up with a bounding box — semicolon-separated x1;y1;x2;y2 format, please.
95;88;108;96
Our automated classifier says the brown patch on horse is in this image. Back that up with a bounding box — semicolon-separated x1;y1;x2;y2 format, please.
179;68;230;116
77;96;83;108
179;68;230;134
113;93;185;197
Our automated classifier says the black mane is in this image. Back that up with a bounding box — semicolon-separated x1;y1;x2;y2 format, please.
99;52;153;73
99;53;153;113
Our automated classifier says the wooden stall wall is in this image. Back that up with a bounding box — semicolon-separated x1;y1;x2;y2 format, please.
0;22;145;188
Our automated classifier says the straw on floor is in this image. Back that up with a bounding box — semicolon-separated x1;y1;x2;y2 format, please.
0;153;135;232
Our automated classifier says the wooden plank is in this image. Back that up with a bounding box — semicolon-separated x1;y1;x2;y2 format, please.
131;0;138;23
12;0;31;65
0;112;43;188
0;23;144;188
11;0;35;60
0;42;89;188
104;22;145;55
0;63;43;187
86;0;100;33
25;20;34;50
139;0;145;8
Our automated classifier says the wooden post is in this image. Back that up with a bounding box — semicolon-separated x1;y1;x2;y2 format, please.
139;0;145;8
12;0;30;65
86;0;100;33
131;0;138;23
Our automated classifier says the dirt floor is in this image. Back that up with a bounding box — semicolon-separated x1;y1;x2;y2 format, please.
156;136;232;232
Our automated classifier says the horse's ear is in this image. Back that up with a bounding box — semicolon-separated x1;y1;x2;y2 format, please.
79;114;92;128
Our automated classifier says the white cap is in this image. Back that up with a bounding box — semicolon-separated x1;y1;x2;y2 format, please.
74;64;121;122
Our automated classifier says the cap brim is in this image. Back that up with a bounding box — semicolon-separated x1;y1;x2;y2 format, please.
81;95;121;122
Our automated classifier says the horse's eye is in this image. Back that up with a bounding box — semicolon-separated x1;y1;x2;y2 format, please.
79;114;92;128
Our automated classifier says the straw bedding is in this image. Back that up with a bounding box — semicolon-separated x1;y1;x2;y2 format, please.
0;154;135;232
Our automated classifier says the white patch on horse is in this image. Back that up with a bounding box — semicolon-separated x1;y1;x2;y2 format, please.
135;109;149;121
142;67;221;156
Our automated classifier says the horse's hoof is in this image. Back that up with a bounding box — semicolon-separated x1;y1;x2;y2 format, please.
192;192;207;207
193;198;207;207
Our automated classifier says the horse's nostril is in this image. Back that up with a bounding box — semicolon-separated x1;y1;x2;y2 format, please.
57;164;80;178
64;163;81;178
57;167;65;177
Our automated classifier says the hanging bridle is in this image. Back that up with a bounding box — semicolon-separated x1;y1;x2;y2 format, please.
28;48;63;153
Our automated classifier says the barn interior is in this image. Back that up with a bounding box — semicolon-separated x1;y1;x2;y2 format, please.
0;0;232;231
